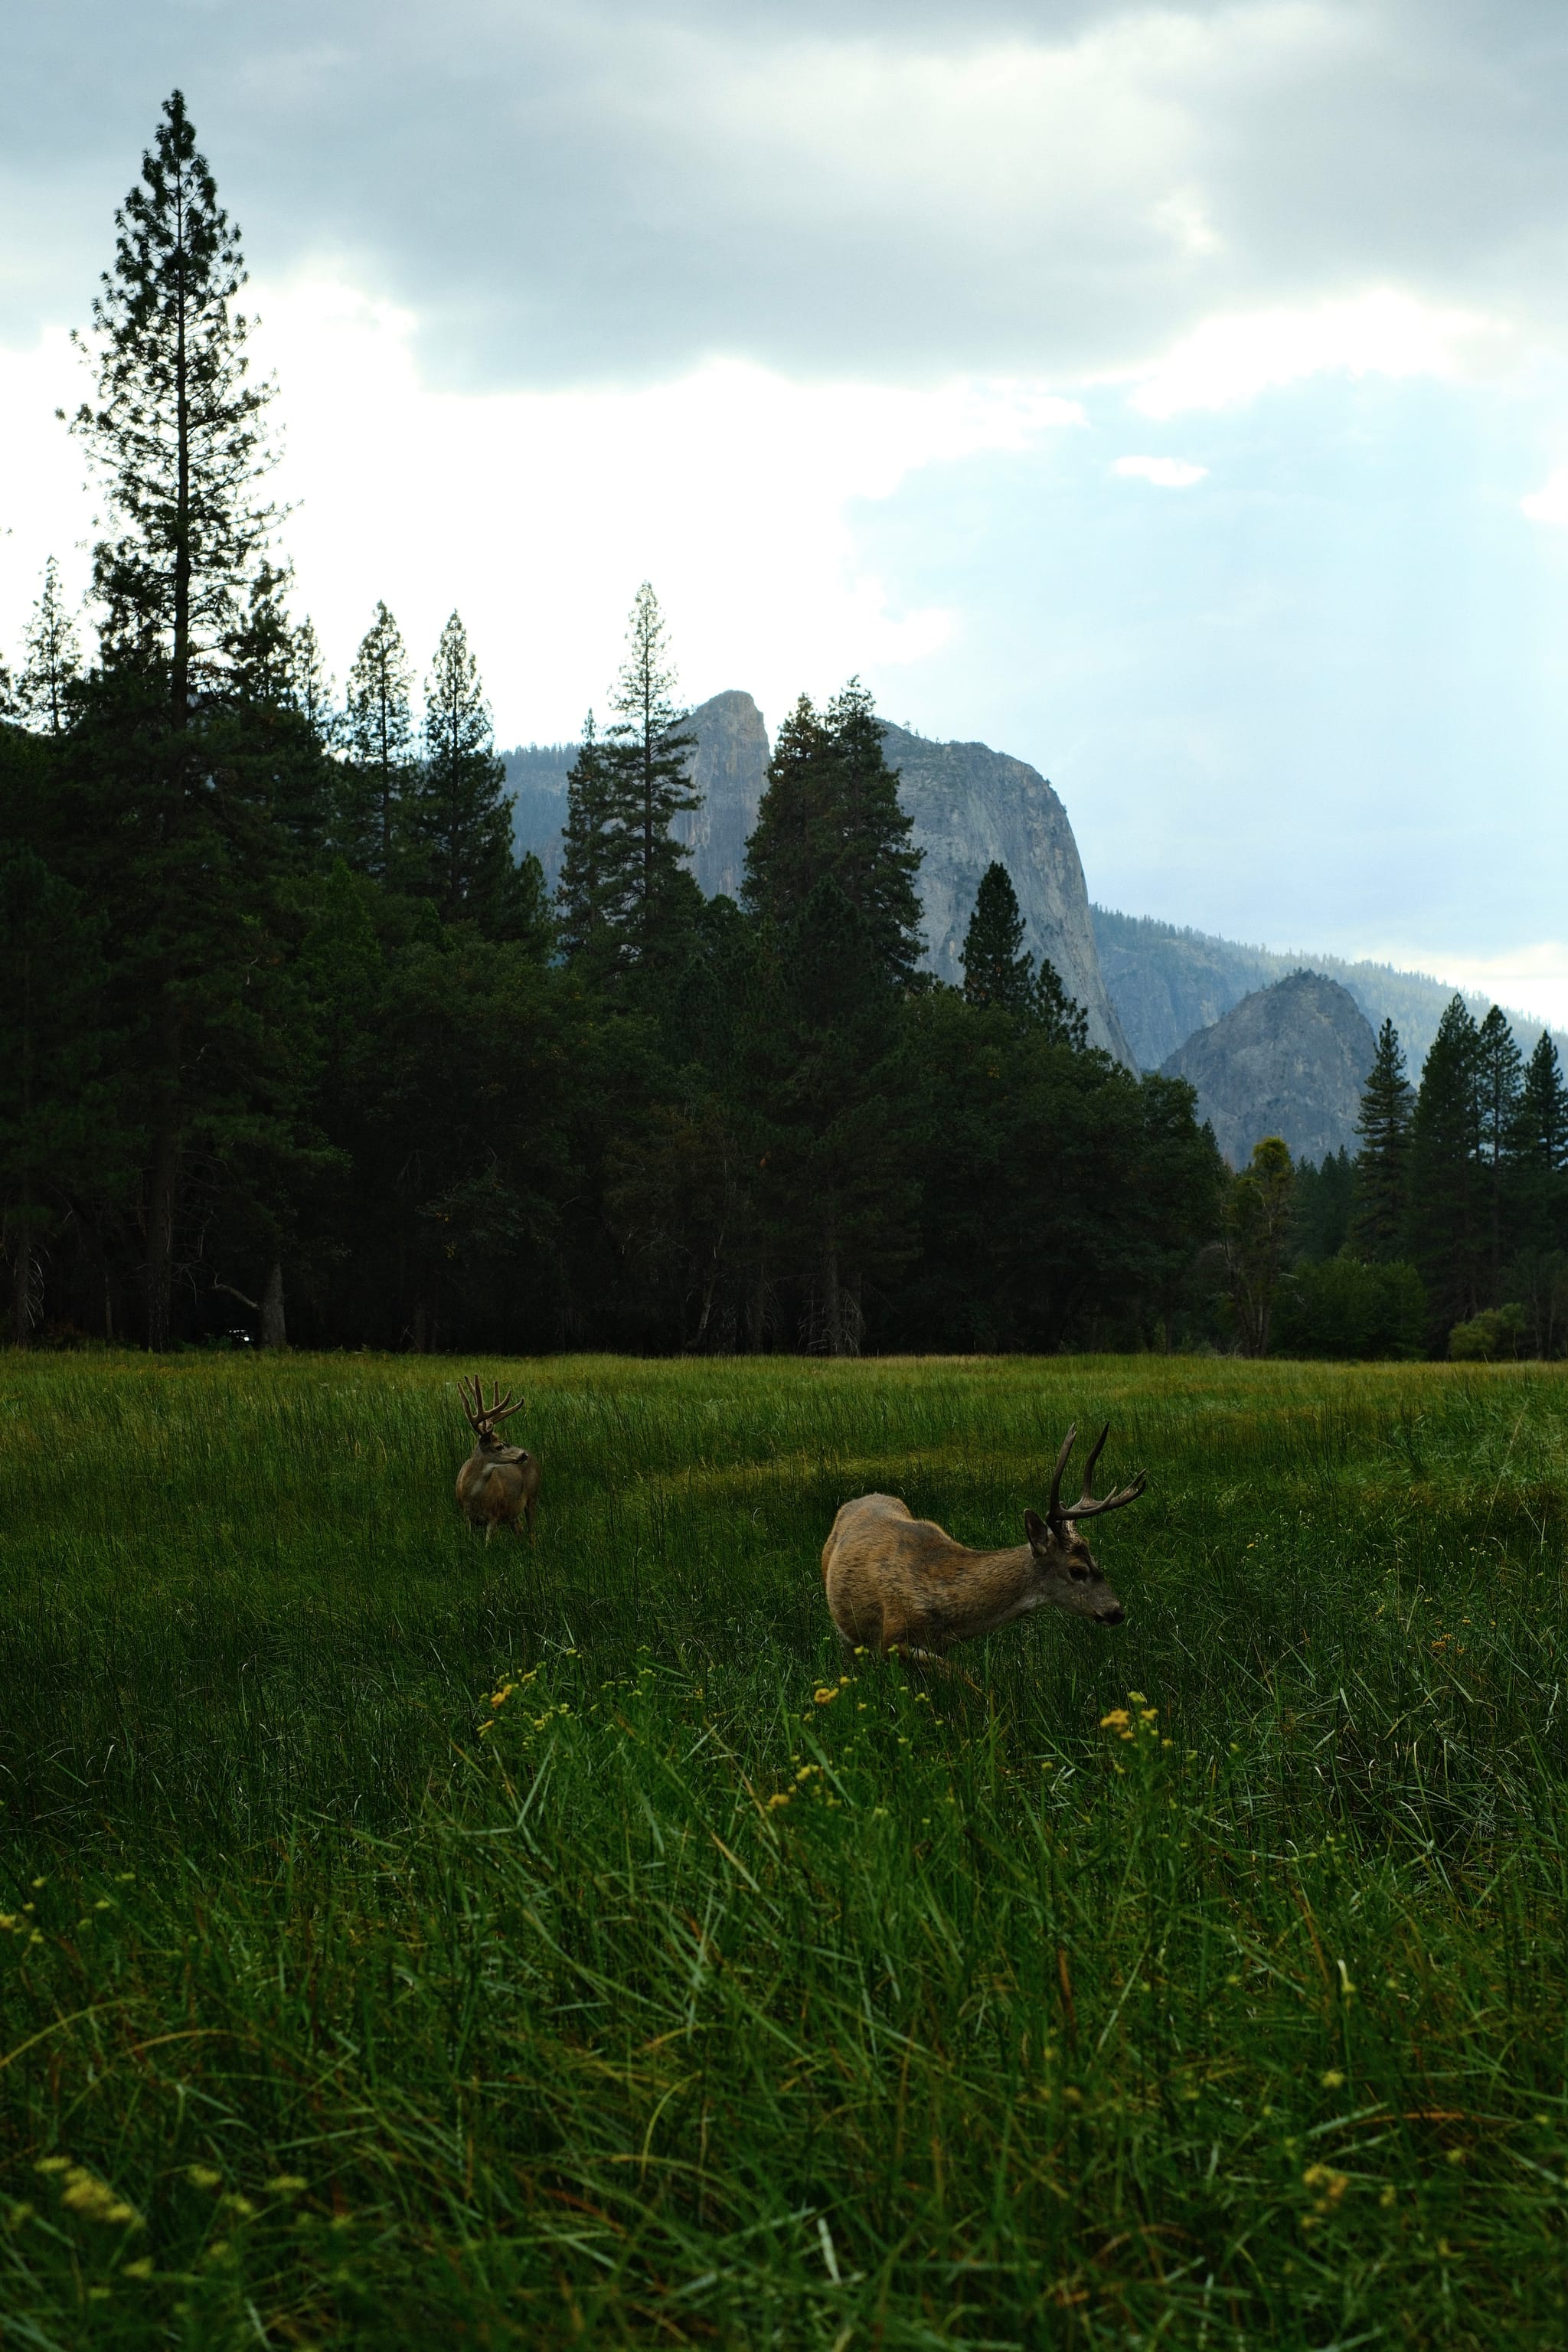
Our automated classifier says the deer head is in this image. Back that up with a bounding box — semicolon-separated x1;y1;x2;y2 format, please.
458;1375;529;1459
1022;1423;1145;1624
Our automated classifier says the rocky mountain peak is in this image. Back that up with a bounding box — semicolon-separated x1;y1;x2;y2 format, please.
1160;970;1376;1168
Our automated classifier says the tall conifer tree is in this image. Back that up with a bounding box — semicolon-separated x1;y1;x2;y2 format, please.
70;90;276;717
65;91;295;1346
962;863;1034;1012
407;611;531;936
1475;1004;1524;1291
15;559;82;735
1408;996;1484;1338
338;603;414;878
601;583;701;969
1350;1018;1414;1263
557;713;619;966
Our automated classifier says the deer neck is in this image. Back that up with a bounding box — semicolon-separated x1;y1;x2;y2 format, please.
943;1542;1047;1639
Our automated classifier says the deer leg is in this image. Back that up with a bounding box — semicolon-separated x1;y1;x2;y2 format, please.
887;1643;982;1695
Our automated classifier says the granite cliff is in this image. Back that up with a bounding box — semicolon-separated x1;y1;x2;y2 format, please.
1160;971;1376;1169
503;697;1133;1065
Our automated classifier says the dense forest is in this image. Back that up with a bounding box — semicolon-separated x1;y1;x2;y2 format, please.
1;95;1563;1361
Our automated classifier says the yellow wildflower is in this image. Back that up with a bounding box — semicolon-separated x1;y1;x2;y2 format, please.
60;2168;140;2226
265;2175;308;2194
185;2165;222;2191
1320;2069;1344;2089
1302;2164;1348;2205
812;1686;839;1706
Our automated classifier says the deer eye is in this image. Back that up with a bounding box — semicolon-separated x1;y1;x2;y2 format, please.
1070;1562;1090;1580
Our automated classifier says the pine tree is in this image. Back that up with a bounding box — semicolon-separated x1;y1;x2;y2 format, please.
15;559;82;735
1475;1004;1524;1292
1407;995;1484;1338
823;679;925;985
406;611;531;935
338;603;414;878
292;618;335;747
69;89;276;719
60;93;302;1346
225;562;335;858
600;583;701;969
962;863;1034;1011
1511;1030;1568;1255
1223;1135;1295;1356
1031;956;1090;1050
557;713;619;965
226;559;296;706
743;681;924;988
1514;1031;1568;1171
1350;1018;1413;1262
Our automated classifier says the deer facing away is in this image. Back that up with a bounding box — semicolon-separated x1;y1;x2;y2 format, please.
456;1377;541;1539
822;1423;1145;1665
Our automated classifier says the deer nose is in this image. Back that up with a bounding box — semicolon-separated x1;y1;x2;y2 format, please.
1102;1604;1125;1625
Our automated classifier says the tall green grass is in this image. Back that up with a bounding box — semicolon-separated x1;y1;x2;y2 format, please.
1;1354;1566;2346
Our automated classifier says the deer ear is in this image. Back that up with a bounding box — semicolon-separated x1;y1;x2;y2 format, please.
1024;1509;1048;1548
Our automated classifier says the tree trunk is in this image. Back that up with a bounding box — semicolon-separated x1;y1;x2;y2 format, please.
823;1221;844;1358
12;1224;34;1350
145;1124;178;1349
260;1260;287;1350
145;998;182;1350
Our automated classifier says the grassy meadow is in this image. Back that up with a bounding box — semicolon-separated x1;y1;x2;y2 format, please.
1;1351;1566;2347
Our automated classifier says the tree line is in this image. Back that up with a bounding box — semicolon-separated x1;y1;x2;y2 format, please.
0;93;1221;1355
1222;1002;1568;1361
8;94;1557;1361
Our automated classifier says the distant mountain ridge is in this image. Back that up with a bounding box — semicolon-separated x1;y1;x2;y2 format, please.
1093;906;1566;1075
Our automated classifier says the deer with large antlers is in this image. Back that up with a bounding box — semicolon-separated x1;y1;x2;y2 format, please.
456;1376;541;1539
822;1423;1145;1665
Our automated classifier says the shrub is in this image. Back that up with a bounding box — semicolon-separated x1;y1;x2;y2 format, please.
1273;1255;1427;1360
1449;1302;1529;1361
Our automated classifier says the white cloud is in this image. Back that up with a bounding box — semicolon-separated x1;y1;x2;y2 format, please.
1368;942;1568;1035
1521;468;1568;526
1112;453;1207;487
0;284;1085;742
1127;290;1498;419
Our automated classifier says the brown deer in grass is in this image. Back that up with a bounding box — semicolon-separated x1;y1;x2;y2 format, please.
822;1423;1145;1666
456;1376;541;1539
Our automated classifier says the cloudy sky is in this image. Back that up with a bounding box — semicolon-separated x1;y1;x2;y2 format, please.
5;1;1568;1017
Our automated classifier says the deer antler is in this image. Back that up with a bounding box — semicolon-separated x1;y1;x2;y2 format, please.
458;1375;524;1432
1047;1423;1147;1529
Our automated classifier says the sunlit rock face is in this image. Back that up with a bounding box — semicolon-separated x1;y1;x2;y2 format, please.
671;690;771;903
877;724;1134;1068
671;700;1133;1067
507;693;1134;1067
1160;970;1377;1169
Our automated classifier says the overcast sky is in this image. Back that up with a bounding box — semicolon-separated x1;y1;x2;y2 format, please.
6;1;1568;1018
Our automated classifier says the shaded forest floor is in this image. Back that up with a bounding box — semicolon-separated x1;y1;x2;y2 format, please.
2;1352;1566;2346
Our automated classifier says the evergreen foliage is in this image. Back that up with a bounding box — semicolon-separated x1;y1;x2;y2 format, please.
407;611;533;937
69;89;276;718
15;558;82;734
1407;997;1484;1338
1223;1136;1295;1357
744;682;924;987
962;862;1034;1012
15;90;1566;1361
338;602;414;878
1350;1018;1413;1261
